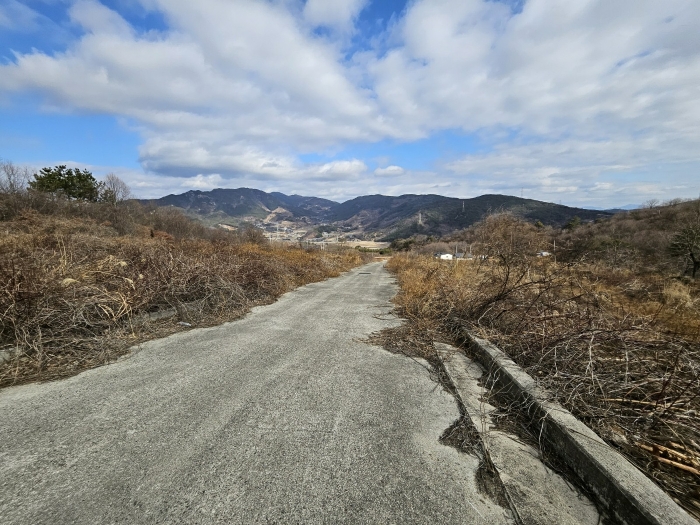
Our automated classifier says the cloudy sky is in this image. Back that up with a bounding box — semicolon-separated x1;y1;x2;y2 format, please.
1;0;699;206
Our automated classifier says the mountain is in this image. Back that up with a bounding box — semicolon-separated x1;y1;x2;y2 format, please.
331;193;613;240
269;192;338;218
143;188;337;222
143;188;613;238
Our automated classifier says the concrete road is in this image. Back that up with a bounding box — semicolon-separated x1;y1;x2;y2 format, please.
0;262;512;524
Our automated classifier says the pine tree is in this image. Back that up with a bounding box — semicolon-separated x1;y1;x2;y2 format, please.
29;165;102;201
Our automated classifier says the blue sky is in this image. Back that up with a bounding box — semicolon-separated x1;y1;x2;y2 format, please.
1;0;699;205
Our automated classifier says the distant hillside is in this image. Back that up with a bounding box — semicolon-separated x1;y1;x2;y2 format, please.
269;192;338;218
143;188;613;238
557;198;700;275
143;188;337;222
333;193;613;240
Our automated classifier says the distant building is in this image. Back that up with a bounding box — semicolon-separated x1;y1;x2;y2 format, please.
536;251;552;257
435;253;454;260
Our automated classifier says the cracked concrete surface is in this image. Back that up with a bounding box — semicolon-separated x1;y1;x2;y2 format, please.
1;262;513;524
436;344;601;525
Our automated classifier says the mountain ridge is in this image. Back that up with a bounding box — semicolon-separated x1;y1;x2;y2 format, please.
142;188;614;239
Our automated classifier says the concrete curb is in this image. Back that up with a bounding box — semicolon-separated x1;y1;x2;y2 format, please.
435;343;601;525
438;336;695;525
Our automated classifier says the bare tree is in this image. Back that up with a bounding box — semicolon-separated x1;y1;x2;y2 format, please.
472;212;549;263
0;160;31;194
101;173;132;204
669;225;700;278
664;197;685;207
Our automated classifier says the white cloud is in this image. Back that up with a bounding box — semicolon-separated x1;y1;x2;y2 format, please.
0;0;386;141
317;159;367;177
0;1;49;31
304;0;368;33
368;0;700;141
374;165;404;177
70;0;134;36
0;0;699;206
444;137;700;205
183;173;224;189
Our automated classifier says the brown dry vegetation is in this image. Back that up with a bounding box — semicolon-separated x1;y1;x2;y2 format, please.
0;180;367;388
387;210;700;520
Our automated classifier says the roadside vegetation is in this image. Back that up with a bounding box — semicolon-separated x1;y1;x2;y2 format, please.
386;204;700;519
0;161;368;388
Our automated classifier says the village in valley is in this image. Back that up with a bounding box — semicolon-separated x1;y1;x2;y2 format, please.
218;217;391;251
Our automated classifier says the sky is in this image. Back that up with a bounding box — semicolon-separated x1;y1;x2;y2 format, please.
1;0;699;207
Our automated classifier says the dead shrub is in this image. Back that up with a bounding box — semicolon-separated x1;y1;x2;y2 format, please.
387;215;700;519
0;214;366;387
663;280;694;308
150;207;207;239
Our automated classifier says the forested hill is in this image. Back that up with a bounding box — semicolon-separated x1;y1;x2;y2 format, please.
142;188;337;221
330;193;613;239
143;188;613;238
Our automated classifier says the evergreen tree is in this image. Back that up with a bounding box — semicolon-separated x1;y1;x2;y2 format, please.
29;165;102;201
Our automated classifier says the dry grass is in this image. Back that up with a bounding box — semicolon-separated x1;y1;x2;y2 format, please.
0;211;367;387
387;252;700;520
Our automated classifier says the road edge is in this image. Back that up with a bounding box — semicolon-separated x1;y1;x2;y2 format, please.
435;338;696;525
